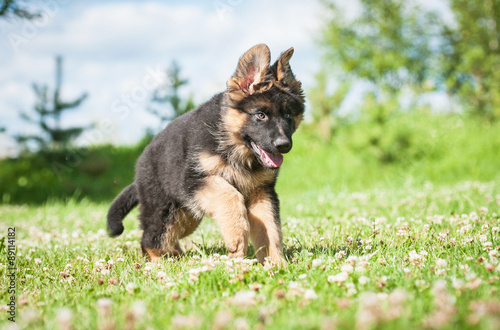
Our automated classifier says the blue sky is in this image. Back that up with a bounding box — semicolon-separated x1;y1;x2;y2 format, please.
0;0;323;155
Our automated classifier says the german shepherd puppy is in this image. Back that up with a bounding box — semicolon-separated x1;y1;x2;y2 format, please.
107;44;304;266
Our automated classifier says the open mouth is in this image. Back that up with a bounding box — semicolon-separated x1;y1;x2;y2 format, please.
250;142;284;168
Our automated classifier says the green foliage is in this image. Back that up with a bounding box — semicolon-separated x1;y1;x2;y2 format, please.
147;61;196;131
320;0;500;120
440;0;500;120
308;70;350;141
0;0;41;20
15;56;89;151
2;112;499;205
321;0;437;92
0;140;149;204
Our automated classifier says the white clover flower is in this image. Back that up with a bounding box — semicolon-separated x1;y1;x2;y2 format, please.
312;259;323;267
34;258;42;265
304;289;318;300
231;290;256;307
436;259;447;268
358;276;370;285
335;250;346;260
328;272;349;285
298;274;307;280
479;235;487;243
129;300;147;319
189;268;201;277
346;256;357;266
341;264;354;273
415;279;426;287
125;282;137;294
157;271;167;280
479;207;488;216
96;298;113;316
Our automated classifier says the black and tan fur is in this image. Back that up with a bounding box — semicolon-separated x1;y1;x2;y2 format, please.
107;44;305;265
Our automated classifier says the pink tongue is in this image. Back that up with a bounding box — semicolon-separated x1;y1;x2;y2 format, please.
260;149;284;168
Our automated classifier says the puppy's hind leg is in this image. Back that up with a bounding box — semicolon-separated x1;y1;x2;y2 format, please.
139;203;183;263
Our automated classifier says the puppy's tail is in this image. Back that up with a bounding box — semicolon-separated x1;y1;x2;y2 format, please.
107;183;138;237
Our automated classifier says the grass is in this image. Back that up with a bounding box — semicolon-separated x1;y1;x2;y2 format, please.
1;112;500;328
1;180;499;329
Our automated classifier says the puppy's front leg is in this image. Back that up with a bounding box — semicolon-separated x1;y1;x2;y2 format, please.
194;176;250;258
247;189;285;266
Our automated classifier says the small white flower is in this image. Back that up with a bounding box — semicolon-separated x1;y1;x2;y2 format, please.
345;282;357;296
303;289;318;300
125;282;137;294
341;264;354;273
415;279;426;287
231;290;256;307
298;274;307;280
436;259;447;268
328;272;349;285
312;259;323;267
335;250;346;260
157;271;167;280
358;276;370;285
34;258;42;265
189;268;201;276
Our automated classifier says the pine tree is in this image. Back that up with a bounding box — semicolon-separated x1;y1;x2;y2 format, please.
0;0;41;20
16;56;89;150
147;61;195;130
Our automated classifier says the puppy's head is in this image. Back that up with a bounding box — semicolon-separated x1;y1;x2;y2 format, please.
224;44;305;169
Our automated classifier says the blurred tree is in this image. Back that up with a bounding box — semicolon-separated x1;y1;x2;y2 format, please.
147;61;195;131
309;70;350;141
321;0;438;93
441;0;500;120
0;0;40;20
15;56;89;150
320;0;500;120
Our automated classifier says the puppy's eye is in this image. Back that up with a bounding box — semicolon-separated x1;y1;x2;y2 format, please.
284;113;291;119
255;112;267;120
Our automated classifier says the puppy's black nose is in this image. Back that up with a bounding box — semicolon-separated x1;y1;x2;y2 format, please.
274;137;292;153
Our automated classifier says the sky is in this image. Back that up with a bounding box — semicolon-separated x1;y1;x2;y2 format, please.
0;0;324;156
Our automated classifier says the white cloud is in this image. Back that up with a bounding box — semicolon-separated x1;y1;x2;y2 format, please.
0;0;321;152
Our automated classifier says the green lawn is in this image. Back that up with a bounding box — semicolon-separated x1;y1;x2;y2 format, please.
1;113;500;328
1;179;499;329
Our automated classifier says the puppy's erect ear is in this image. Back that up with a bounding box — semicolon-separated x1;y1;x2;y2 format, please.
271;47;304;101
273;47;297;85
227;44;271;97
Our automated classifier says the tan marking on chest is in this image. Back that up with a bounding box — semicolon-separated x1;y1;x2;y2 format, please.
198;152;276;197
